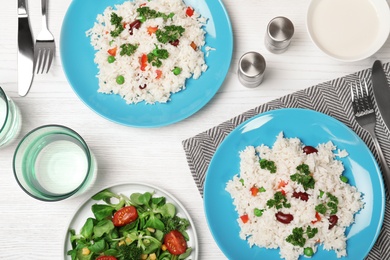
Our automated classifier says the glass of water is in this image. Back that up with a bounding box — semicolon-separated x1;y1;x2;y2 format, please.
0;87;21;147
13;125;97;201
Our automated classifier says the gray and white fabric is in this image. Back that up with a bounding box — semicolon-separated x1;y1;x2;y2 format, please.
182;62;390;259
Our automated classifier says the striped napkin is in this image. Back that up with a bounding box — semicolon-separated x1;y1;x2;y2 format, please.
182;62;390;259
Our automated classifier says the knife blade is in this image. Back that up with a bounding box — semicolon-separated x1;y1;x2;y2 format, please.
372;60;390;131
18;0;34;96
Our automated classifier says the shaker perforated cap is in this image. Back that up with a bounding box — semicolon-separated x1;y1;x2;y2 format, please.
265;16;294;54
238;52;266;88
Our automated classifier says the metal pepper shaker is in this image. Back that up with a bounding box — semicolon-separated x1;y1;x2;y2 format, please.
238;51;266;88
265;16;294;54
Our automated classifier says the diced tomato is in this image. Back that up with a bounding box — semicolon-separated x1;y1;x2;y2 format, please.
107;47;117;56
250;186;259;196
240;214;249;223
186;6;194;17
155;69;162;79
147;26;158;35
311;211;321;224
140;54;148;71
140;3;147;6
190;41;197;50
280;189;286;196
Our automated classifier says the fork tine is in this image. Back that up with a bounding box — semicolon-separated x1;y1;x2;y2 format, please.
350;83;358;114
39;49;49;74
45;49;54;73
36;49;45;74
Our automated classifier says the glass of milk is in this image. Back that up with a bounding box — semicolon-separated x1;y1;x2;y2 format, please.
0;87;21;148
13;125;97;201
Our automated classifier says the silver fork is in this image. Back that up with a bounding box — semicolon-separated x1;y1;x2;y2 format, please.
34;0;55;73
351;80;390;190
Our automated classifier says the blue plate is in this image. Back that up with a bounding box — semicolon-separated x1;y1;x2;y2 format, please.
60;0;233;127
204;108;385;259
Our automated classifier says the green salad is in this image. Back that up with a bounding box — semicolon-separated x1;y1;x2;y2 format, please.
67;189;193;260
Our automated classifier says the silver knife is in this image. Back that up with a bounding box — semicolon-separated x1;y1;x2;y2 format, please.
18;0;35;96
372;60;390;131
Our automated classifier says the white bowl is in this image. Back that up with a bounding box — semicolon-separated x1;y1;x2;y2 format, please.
307;0;390;62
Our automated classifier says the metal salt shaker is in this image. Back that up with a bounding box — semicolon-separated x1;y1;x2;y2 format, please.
238;52;266;88
265;16;294;54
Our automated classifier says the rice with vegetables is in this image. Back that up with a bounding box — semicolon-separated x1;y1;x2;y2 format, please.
226;132;364;260
86;0;208;104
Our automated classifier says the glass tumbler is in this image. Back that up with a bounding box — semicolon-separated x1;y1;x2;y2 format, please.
13;125;97;201
0;87;21;147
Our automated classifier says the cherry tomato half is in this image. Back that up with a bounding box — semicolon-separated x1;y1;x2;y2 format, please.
96;256;117;260
164;230;188;255
112;206;138;227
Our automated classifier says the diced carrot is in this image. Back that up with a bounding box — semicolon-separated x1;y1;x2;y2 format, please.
240;214;249;224
311;211;321;224
190;41;197;50
278;180;288;189
250;186;259;196
155;69;162;79
186;6;194;17
107;47;117;56
140;54;148;71
147;26;159;35
140;3;147;7
280;189;286;196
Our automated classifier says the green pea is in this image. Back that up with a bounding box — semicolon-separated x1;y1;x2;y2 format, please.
319;190;324;198
304;247;314;257
139;15;146;23
340;176;349;183
259;187;266;192
107;56;116;63
254;208;263;217
239;179;244;186
172;67;182;75
116;75;125;85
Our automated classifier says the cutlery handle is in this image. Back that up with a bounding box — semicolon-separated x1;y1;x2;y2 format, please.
367;127;390;191
41;0;48;27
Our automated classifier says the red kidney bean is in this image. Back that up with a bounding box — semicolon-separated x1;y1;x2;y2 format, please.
275;212;294;224
303;146;318;155
170;39;180;46
292;191;309;201
129;20;142;35
328;215;338;229
139;84;147;89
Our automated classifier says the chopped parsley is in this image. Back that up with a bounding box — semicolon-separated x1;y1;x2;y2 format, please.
147;45;169;67
315;192;339;215
156;25;185;44
120;43;138;56
266;191;291;209
110;13;124;37
290;163;315;190
259;159;277;173
286;226;318;247
137;6;175;21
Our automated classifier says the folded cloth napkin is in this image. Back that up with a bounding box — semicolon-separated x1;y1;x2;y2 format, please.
182;62;390;259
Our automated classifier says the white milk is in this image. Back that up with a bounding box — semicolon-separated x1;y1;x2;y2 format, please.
310;0;380;60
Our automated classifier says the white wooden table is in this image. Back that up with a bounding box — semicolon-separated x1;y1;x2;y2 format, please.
1;0;390;259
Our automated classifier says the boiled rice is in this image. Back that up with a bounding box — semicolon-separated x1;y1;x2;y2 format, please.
226;132;364;260
86;0;208;104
